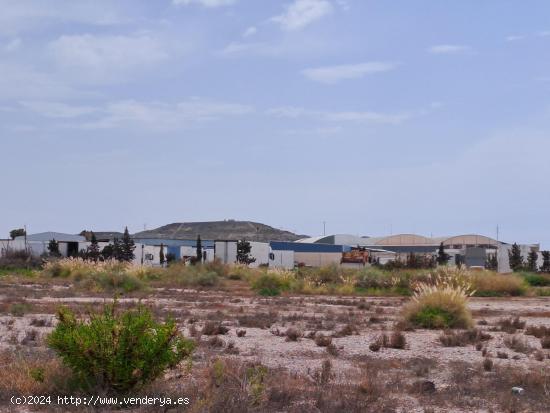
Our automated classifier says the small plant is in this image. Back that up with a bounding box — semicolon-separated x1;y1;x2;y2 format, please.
504;335;533;354
369;341;381;352
314;333;332;347
541;336;550;349
326;343;339;356
497;351;509;359
388;330;407;349
9;302;32;317
497;317;525;334
251;274;288;296
202;321;229;336
403;274;474;329
483;358;493;371
237;329;247;337
47;300;194;394
439;329;491;347
284;327;302;342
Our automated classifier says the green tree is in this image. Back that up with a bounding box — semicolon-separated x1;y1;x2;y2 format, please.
485;253;498;271
436;242;450;266
48;239;61;257
236;240;256;265
9;228;26;239
196;235;202;263
541;251;550;273
508;243;524;272
120;227;135;262
101;244;114;261
159;243;166;267
112;238;123;261
47;301;194;394
86;232;100;262
527;248;539;272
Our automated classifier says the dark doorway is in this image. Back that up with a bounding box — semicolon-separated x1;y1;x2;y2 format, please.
67;242;79;257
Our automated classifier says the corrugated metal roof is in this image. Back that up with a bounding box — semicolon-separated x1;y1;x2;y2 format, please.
271;241;349;253
16;232;86;243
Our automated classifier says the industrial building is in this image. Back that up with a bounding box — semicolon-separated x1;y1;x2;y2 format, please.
1;229;542;273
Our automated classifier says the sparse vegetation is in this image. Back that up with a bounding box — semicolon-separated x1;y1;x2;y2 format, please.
403;271;474;329
47;300;194;394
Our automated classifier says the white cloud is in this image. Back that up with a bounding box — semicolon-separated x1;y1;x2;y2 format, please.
302;61;397;84
271;0;333;31
74;99;254;130
20;101;97;118
3;38;22;52
0;0;124;35
267;106;412;125
243;26;257;37
538;31;550;37
506;34;526;42
48;34;169;84
173;0;236;7
428;44;471;54
0;63;79;101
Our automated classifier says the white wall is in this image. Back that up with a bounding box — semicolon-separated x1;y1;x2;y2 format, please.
249;242;270;268
180;246;215;262
215;241;238;264
269;250;294;269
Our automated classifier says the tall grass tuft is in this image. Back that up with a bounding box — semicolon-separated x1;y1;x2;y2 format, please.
403;268;474;329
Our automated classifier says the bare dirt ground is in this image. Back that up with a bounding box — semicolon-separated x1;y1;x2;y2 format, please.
1;280;549;412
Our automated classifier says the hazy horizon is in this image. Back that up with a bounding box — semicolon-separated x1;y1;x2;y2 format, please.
1;0;549;248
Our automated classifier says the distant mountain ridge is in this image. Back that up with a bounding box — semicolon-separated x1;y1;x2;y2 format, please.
133;220;307;242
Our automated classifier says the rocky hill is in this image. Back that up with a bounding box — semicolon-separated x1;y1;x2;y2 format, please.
133;220;307;242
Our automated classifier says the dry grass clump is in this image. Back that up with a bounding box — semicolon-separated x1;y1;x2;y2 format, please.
314;333;332;347
403;272;474;329
284;327;302;342
525;325;550;338
202;321;229;336
0;351;72;397
496;316;525;334
471;273;527;296
439;328;491;347
237;312;278;329
504;335;533;354
370;330;407;350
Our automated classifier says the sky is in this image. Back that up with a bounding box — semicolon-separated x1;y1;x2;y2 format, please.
0;0;549;248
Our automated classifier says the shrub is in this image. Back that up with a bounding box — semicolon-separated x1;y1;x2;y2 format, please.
497;317;525;334
0;249;42;270
314;334;332;347
439;329;491;347
202;322;229;336
523;273;550;287
237;329;247;337
483;358;493;371
504;335;533;354
284;327;302;342
541;336;550;349
251;274;289;296
388;330;407;349
47;301;194;394
525;325;550;338
472;273;526;296
403;280;473;329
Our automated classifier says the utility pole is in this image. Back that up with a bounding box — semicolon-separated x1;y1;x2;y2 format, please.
323;221;326;236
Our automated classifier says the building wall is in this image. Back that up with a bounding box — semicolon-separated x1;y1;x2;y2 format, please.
249;242;270;268
215;241;238;264
294;252;342;267
269;250;294;269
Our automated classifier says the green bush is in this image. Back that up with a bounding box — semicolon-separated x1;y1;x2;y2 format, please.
251;274;289;296
411;306;456;329
522;273;550;287
47;301;194;394
403;285;473;329
195;271;220;287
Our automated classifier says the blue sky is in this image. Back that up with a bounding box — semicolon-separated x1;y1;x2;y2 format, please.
1;0;549;248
